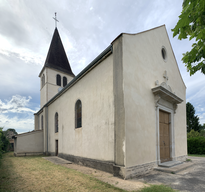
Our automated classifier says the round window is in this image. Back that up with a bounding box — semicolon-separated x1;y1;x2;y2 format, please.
161;47;167;61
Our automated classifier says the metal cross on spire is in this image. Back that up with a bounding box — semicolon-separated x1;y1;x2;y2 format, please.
53;12;59;28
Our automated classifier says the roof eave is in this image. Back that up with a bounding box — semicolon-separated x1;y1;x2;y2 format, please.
35;44;113;115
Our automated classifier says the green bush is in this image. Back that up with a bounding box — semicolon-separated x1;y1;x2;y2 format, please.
0;127;10;159
187;129;200;139
200;129;205;137
187;137;205;154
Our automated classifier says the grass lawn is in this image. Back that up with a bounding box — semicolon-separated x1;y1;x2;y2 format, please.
0;152;177;192
138;185;177;192
188;154;205;157
0;152;127;192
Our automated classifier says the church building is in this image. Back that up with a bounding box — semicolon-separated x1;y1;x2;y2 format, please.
13;25;187;179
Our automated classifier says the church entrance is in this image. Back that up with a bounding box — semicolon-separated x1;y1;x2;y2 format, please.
159;110;171;163
55;140;58;156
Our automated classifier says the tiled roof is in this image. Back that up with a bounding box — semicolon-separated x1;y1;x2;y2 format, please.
43;28;75;76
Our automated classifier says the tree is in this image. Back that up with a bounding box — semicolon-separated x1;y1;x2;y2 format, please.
172;0;205;75
3;128;17;138
186;102;201;132
200;129;205;137
187;129;200;139
0;129;3;159
0;128;9;158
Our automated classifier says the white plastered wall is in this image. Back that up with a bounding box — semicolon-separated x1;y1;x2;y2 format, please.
14;130;44;154
40;68;74;108
47;54;114;161
122;26;186;167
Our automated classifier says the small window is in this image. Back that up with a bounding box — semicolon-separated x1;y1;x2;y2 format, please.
63;77;67;87
75;100;82;128
56;74;61;86
161;47;167;61
41;74;45;88
41;115;43;130
55;112;59;133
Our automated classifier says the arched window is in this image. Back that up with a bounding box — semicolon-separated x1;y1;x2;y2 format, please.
56;74;61;86
41;74;45;88
63;76;67;87
75;100;82;128
55;112;59;133
41;115;43;130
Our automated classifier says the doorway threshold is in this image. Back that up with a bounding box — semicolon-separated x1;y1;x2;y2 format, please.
159;161;182;168
154;161;193;174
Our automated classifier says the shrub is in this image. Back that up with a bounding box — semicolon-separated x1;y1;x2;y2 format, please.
187;129;200;139
200;129;205;137
187;137;205;154
0;127;9;159
0;131;2;159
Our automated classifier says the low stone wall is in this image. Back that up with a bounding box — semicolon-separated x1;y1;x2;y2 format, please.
58;153;114;174
14;152;44;157
47;153;187;179
176;155;187;162
114;161;157;179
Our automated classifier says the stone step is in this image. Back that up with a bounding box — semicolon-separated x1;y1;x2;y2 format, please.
154;161;194;174
159;161;183;168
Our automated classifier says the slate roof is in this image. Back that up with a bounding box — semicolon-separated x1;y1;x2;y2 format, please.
41;28;75;77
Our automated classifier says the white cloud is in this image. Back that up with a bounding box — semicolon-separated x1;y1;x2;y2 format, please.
0;95;36;133
0;113;34;133
0;0;205;129
0;46;44;66
0;95;36;114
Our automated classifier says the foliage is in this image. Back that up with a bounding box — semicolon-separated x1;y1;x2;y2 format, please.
3;128;17;136
3;128;17;140
172;0;205;75
188;154;205;157
0;129;3;159
0;128;10;158
138;184;176;192
186;102;201;132
187;137;205;154
200;128;205;137
187;129;200;139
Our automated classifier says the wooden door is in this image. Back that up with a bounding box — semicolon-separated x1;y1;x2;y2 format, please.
55;140;58;156
159;110;170;163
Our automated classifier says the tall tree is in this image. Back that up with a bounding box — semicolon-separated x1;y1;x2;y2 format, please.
172;0;205;75
186;102;201;132
3;129;17;138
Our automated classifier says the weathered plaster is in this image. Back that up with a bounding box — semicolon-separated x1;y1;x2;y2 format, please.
112;35;126;166
47;54;114;162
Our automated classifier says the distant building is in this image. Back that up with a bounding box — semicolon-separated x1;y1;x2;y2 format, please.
13;25;187;179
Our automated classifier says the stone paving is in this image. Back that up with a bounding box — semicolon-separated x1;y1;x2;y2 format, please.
137;156;205;192
43;156;72;165
154;161;193;174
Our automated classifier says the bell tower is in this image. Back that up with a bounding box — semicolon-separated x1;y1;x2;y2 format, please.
39;27;75;108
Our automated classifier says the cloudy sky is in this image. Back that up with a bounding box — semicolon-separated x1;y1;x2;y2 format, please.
0;0;204;133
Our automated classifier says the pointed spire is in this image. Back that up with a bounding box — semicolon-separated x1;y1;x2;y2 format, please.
43;28;75;77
